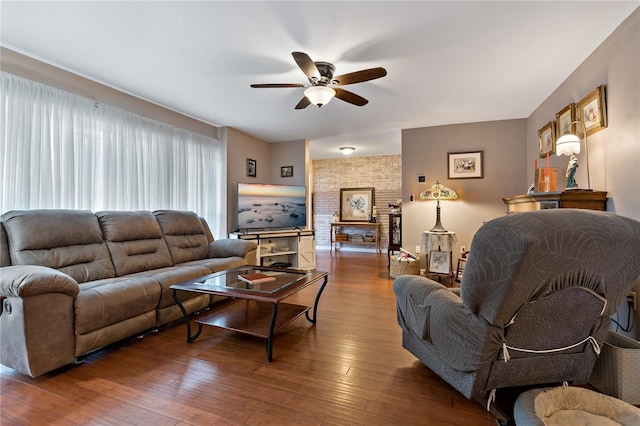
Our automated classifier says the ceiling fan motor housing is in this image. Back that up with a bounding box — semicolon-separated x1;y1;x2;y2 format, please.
312;62;335;85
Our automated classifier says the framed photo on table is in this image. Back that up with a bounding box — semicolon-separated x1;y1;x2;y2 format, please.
340;187;375;222
428;250;451;275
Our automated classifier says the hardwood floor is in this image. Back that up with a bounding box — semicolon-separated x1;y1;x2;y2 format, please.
0;252;497;425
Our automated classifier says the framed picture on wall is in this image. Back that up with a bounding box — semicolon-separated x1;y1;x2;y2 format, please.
448;151;483;179
556;103;575;139
340;187;375;222
246;158;256;177
538;121;556;158
281;165;293;177
577;85;607;136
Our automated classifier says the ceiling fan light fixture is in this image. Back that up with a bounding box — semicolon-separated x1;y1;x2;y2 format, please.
340;147;355;155
304;86;336;107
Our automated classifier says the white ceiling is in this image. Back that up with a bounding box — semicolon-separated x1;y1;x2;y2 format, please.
1;1;638;159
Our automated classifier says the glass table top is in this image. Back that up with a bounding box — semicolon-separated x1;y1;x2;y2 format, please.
201;267;312;294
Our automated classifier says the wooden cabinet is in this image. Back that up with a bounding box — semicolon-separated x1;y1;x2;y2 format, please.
388;214;402;267
229;230;316;270
502;190;607;214
389;214;402;250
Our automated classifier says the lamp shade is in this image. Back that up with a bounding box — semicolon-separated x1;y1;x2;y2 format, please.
420;181;458;201
304;86;336;107
556;134;581;156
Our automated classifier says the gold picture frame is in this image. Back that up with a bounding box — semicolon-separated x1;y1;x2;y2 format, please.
577;84;607;136
556;103;575;139
538;121;556;158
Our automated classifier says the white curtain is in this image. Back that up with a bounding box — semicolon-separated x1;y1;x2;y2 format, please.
0;72;226;238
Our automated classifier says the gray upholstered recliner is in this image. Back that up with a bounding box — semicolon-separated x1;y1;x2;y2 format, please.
393;209;640;421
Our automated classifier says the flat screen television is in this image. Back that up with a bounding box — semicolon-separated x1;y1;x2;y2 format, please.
237;182;307;231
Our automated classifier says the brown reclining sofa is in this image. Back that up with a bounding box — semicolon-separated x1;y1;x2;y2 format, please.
0;209;257;377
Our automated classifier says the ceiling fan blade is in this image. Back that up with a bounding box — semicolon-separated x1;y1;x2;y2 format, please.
292;51;320;81
295;97;311;109
334;88;368;106
250;83;305;88
332;67;387;86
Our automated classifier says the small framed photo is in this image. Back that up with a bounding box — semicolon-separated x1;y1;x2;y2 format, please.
556;103;575;138
448;151;483;179
538;121;556;158
577;84;607;136
246;158;256;178
281;165;293;177
340;187;375;222
428;250;451;275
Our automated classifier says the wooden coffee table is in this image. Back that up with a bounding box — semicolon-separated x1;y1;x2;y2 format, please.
170;266;329;362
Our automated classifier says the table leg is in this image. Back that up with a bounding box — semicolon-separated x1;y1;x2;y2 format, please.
266;303;278;362
173;289;202;343
305;275;329;324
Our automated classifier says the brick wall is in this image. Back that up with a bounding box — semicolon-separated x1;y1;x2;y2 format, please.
312;155;402;250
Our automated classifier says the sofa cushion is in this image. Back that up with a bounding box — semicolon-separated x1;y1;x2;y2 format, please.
75;276;160;335
0;220;10;267
181;257;247;274
1;210;115;283
129;264;212;311
96;211;173;276
154;210;209;264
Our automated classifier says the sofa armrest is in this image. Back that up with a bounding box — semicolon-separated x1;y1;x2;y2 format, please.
0;265;79;377
208;239;258;259
0;265;79;298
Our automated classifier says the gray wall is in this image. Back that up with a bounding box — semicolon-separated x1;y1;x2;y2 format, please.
401;119;527;265
270;139;308;186
526;8;640;338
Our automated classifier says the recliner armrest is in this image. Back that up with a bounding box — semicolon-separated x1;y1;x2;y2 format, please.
0;265;79;298
208;239;257;259
0;265;78;377
393;275;501;373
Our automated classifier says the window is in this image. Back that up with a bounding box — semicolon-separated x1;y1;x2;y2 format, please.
1;72;225;238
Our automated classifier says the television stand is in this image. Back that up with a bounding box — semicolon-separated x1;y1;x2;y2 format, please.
229;229;316;270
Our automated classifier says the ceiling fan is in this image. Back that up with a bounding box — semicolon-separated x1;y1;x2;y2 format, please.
250;51;387;109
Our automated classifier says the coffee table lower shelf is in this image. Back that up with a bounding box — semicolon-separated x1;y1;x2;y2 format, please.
171;267;329;362
196;299;310;339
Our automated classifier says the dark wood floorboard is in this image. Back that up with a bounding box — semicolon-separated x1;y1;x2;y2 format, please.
0;251;497;425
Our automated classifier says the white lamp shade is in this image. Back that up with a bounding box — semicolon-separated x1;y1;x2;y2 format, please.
556;134;581;156
304;86;336;107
